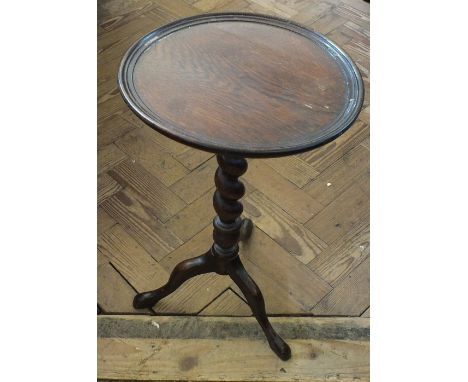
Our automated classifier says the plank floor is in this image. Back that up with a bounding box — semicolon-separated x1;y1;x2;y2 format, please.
98;315;370;381
97;0;370;318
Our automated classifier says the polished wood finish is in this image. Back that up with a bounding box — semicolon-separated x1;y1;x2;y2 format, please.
118;13;363;157
118;13;363;360
212;155;248;261
133;154;291;360
98;3;370;315
98;0;370;369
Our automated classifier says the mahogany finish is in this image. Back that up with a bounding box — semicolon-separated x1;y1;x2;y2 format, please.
133;154;291;360
118;13;363;158
119;13;363;361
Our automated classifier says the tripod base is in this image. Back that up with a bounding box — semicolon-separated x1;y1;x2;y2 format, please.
133;218;291;361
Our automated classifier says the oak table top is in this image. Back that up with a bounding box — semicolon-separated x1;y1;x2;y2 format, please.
117;12;365;361
118;13;364;157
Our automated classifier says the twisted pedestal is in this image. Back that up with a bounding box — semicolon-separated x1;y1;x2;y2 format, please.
133;154;291;361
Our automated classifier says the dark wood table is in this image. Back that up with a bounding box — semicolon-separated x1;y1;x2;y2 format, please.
118;12;363;361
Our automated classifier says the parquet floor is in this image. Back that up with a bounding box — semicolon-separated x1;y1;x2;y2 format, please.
97;0;370;317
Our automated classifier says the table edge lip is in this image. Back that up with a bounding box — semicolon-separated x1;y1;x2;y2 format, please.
117;12;365;158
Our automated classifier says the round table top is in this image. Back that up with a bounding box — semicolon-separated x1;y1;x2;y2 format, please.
118;13;364;158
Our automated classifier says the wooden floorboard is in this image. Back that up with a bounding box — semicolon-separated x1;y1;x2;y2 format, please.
97;0;370;318
97;315;370;381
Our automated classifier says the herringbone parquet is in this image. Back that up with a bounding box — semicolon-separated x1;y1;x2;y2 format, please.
97;0;370;317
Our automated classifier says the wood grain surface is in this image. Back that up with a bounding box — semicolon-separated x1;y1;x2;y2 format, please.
98;315;369;381
98;0;370;319
119;13;363;156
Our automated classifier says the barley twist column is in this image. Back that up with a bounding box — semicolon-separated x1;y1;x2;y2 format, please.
211;154;248;274
211;154;291;360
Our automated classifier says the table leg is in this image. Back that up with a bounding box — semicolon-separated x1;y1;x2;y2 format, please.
211;154;291;360
227;256;292;360
239;217;254;241
133;250;216;309
132;153;291;360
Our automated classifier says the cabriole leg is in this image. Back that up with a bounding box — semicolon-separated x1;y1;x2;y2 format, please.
212;154;291;360
133;250;215;309
133;153;291;360
227;257;292;361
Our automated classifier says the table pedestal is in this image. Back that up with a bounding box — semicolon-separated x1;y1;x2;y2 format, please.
133;154;291;361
